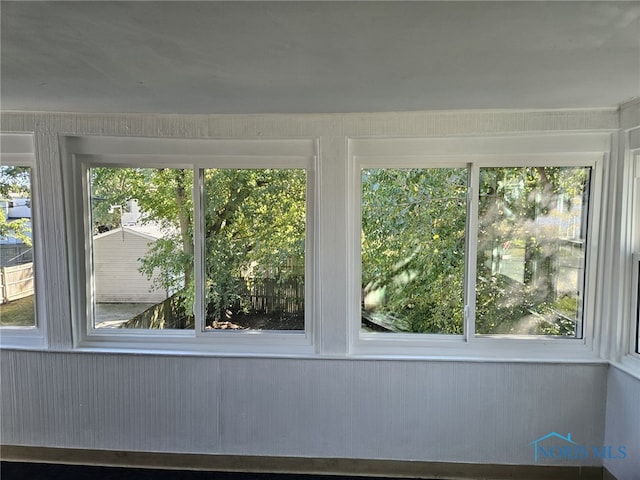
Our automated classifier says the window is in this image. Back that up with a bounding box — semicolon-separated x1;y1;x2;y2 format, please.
351;135;605;354
633;152;640;354
64;136;316;352
360;165;592;338
475;166;591;337
201;168;306;332
634;253;640;354
89;166;195;330
0;165;36;328
361;167;467;334
0;132;44;348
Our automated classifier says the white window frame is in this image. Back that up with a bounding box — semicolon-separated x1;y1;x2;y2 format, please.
348;133;609;360
0;133;46;348
629;148;640;357
62;135;318;355
633;252;640;355
611;128;640;377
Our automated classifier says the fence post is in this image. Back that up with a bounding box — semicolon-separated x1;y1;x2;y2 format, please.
0;266;6;304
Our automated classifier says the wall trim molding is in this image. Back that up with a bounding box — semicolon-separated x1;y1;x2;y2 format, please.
1;108;618;140
1;446;607;480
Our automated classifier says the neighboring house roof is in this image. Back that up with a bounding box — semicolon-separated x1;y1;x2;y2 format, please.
93;224;170;242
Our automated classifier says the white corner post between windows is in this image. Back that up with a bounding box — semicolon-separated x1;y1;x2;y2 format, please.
62;135;318;355
348;133;611;360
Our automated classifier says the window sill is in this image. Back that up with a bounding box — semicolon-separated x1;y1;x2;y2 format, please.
73;329;316;356
0;327;46;350
66;335;605;364
351;334;604;363
609;354;640;380
1;329;610;365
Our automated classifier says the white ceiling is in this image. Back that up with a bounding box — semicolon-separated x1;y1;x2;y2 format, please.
1;1;639;115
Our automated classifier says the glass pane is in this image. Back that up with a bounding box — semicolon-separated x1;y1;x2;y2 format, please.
476;166;591;336
90;167;194;329
203;169;306;331
635;155;640;353
0;166;35;327
636;256;640;353
361;168;467;334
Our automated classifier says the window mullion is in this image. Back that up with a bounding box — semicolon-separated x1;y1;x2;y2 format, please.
465;163;479;341
194;167;205;337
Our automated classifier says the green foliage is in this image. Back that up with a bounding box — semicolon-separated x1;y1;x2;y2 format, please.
362;165;590;337
0;166;30;198
91;167;305;326
202;168;305;321
0;166;32;246
475;166;590;336
0;211;32;246
361;168;467;333
90;163;589;335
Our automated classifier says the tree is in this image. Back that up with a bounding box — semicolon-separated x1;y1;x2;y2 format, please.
361;165;590;336
90;166;306;326
475;166;590;336
0;166;32;247
361;168;467;333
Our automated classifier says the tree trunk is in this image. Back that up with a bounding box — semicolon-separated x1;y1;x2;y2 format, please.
174;170;194;288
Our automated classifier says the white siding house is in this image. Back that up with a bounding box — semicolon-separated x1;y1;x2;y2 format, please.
93;226;167;303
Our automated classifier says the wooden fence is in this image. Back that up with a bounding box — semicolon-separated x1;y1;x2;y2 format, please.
0;245;33;267
0;262;34;304
243;277;304;314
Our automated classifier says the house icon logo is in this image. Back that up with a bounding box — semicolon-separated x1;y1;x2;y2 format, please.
528;432;627;463
528;432;576;463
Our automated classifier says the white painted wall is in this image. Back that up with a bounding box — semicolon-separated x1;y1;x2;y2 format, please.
0;351;608;466
604;367;640;480
0;109;634;472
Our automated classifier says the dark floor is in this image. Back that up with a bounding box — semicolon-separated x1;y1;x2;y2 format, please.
0;462;437;480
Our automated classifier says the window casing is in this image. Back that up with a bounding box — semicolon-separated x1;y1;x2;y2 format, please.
63;136;317;354
634;253;640;354
349;134;607;357
632;152;640;355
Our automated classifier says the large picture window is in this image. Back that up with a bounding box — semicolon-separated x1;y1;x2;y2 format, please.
64;136;316;352
351;135;603;352
358;163;591;339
